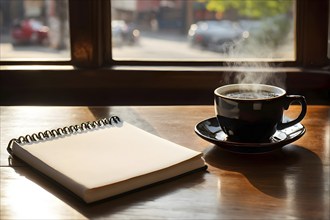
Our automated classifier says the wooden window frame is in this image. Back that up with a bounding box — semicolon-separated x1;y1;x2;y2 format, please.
0;0;329;105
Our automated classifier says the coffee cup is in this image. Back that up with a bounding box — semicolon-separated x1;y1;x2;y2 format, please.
214;84;307;142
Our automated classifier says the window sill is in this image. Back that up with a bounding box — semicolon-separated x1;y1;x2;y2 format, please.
1;65;329;105
1;64;328;73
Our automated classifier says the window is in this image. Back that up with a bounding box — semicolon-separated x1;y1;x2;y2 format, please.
328;1;330;58
0;0;70;61
111;0;295;62
0;0;329;105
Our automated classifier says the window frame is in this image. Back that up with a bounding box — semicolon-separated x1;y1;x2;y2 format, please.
0;0;329;105
68;0;329;68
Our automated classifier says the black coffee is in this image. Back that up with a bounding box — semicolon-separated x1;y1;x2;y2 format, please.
224;90;278;99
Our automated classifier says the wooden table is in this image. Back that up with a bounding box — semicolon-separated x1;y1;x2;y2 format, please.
1;105;329;219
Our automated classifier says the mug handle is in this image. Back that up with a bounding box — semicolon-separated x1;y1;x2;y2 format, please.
277;95;307;130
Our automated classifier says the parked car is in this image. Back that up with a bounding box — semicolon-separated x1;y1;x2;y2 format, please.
188;20;249;52
112;20;140;47
239;15;292;49
11;18;49;45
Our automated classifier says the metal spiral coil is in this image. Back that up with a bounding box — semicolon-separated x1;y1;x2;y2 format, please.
7;116;121;155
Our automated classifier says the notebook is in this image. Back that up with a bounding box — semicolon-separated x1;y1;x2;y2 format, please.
7;116;206;203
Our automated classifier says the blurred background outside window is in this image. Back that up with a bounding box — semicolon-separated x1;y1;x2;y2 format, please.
0;0;70;61
111;0;295;61
0;0;296;62
328;0;330;58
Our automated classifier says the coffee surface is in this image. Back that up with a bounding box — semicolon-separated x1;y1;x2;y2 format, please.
224;90;278;99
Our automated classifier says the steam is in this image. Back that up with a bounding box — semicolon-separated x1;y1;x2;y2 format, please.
224;62;287;90
221;37;287;90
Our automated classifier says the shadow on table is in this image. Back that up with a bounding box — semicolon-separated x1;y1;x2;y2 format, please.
88;106;160;135
204;144;326;218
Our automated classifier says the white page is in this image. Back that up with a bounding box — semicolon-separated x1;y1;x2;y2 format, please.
12;121;205;202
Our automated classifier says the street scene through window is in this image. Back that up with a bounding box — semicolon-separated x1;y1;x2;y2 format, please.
111;0;295;61
0;0;70;61
0;0;296;62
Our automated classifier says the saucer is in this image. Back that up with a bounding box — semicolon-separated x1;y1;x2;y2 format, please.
195;117;306;153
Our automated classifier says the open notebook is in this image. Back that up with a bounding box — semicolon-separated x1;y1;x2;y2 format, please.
7;116;206;203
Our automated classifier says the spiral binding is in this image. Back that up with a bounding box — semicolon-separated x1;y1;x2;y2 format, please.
7;116;121;155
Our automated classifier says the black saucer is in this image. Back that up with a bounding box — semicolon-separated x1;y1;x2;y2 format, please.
195;117;306;154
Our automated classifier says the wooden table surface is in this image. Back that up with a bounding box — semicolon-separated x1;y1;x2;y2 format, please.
1;105;329;219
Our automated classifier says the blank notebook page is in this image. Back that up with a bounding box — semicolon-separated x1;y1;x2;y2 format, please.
14;121;203;191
